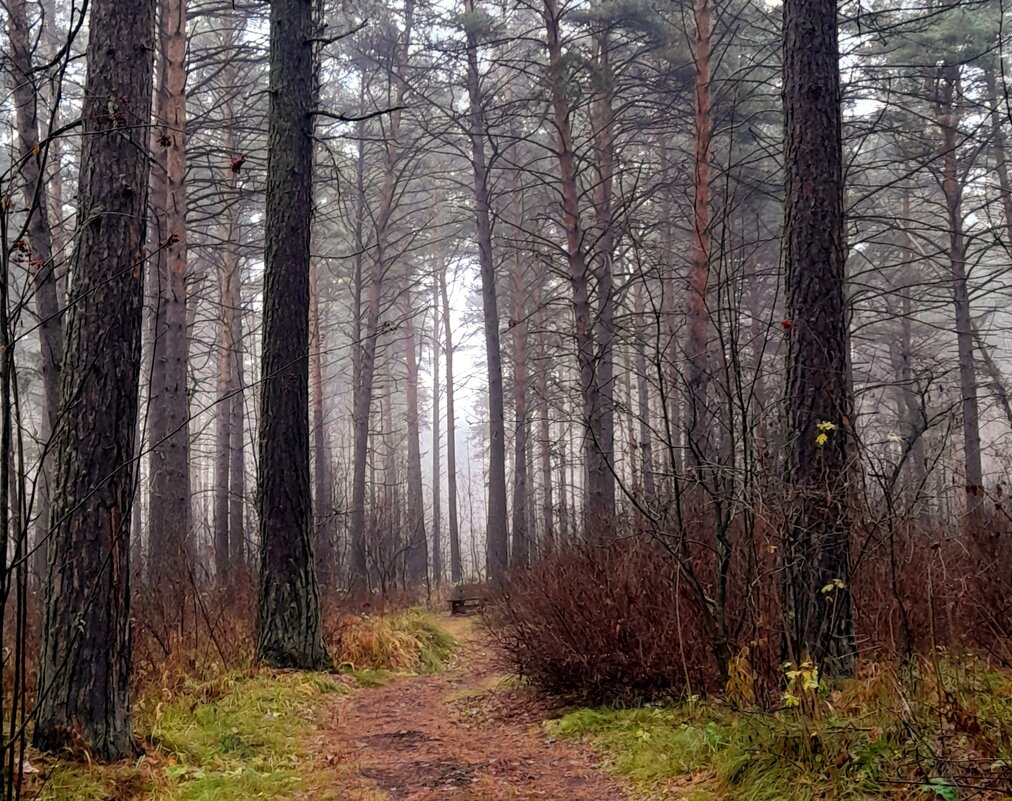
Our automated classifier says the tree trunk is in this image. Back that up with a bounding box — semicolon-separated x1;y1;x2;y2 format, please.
229;279;246;568
685;0;715;472
543;0;613;539
33;0;156;759
464;0;509;580
937;67;983;498
440;261;462;583
402;287;428;585
310;259;337;592
7;0;64;581
588;25;617;536
148;0;193;585
509;245;530;568
634;282;657;506
349;5;414;591
782;0;855;677
213;245;234;580
256;0;327;670
431;279;443;585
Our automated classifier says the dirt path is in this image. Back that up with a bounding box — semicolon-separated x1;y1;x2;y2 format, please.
309;615;630;801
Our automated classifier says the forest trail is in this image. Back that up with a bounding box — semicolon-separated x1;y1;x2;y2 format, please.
306;615;632;801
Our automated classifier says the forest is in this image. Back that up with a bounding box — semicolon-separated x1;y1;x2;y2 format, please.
1;0;1012;798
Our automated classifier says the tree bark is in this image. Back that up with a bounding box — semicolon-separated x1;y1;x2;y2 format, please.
33;0;157;759
464;0;509;580
937;67;983;498
431;279;443;585
782;0;855;677
634;282;657;506
310;259;337;592
256;0;328;669
685;0;715;473
148;0;193;584
509;235;529;568
402;286;428;584
543;0;613;539
440;261;462;583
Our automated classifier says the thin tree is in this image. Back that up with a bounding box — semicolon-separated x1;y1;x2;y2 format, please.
464;0;509;579
6;0;64;576
440;258;463;582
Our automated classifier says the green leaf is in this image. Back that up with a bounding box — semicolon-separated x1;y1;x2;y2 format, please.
919;778;957;801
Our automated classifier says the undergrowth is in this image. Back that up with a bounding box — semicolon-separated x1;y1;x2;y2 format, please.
549;657;1012;801
30;612;455;801
30;670;350;801
329;610;456;676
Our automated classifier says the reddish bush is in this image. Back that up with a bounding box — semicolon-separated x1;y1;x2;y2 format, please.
485;538;722;705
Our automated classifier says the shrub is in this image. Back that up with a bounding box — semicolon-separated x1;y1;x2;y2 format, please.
485;539;722;705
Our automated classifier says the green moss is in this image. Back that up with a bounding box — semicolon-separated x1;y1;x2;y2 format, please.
35;671;348;801
550;687;959;801
549;705;726;785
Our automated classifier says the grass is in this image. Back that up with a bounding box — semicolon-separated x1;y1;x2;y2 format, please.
31;612;457;801
548;657;1012;801
331;610;456;675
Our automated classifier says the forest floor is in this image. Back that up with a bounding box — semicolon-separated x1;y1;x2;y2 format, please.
30;613;651;801
306;614;640;801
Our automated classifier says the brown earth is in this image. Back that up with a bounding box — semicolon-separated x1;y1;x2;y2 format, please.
306;615;631;801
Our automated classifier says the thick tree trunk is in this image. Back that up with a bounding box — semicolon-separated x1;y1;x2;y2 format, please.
465;0;509;580
7;0;64;581
33;0;157;759
256;0;327;669
148;0;193;585
440;262;462;583
782;0;855;677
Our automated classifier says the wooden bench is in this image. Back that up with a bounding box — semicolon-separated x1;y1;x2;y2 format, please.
448;584;488;616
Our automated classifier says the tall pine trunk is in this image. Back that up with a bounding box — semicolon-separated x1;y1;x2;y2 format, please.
256;0;327;669
431;280;443;584
310;260;337;591
33;0;157;758
936;67;983;500
402;287;428;584
440;261;463;583
782;0;854;677
148;0;193;584
464;0;509;579
543;0;614;539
